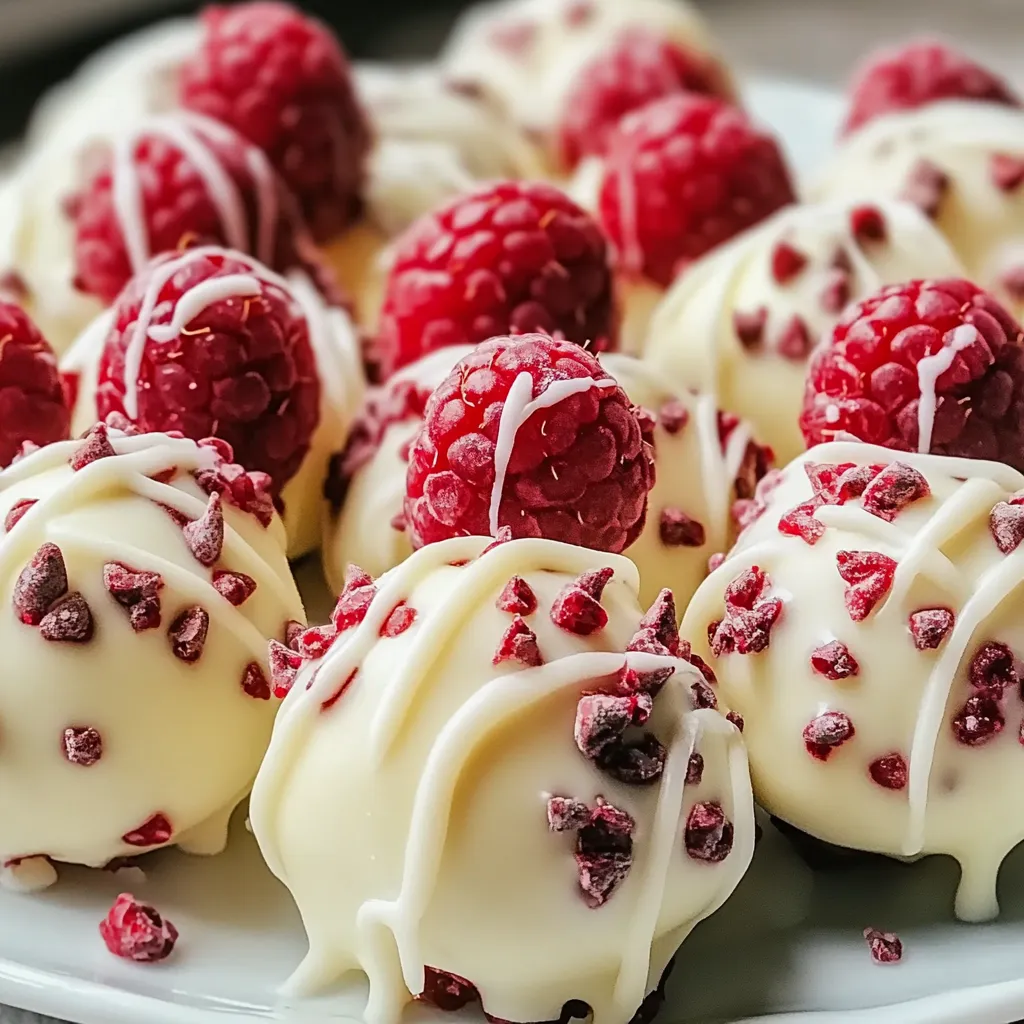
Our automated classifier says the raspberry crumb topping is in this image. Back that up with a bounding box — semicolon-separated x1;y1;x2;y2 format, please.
4;499;36;531
627;588;680;659
168;606;210;663
104;562;163;631
122;814;173;848
296;624;338;660
863;926;903;965
380;602;417;638
771;241;808;285
70;423;116;471
179;1;370;241
908;608;955;650
803;710;856;761
869;753;908;791
598;94;795;287
990;498;1024;554
842;39;1020;136
810;640;860;680
551;568;614;636
684;801;734;862
332;565;377;633
861;463;930;522
40;593;94;643
241;661;272;700
13;543;68;626
836;550;897;622
686;752;704;785
418;968;480;1013
659;507;706;547
952;694;1005;746
708;566;782;655
404;335;653;553
268;639;303;698
212;570;257;606
496;576;538;615
183;493;224;567
63;726;103;766
493;616;543;667
800;279;1024;469
574;689;667;785
851;205;888;244
969;641;1018;693
100;893;178;963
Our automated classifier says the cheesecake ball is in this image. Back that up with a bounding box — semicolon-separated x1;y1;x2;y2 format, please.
812;100;1024;321
251;535;753;1024
643;199;966;464
682;441;1024;921
0;424;304;891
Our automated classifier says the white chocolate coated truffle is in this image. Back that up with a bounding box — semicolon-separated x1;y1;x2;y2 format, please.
251;536;753;1024
61;246;366;559
813;101;1024;320
682;441;1024;921
642;199;965;465
0;428;304;885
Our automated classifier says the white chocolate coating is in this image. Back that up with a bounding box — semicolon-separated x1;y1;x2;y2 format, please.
0;429;304;883
642;199;966;465
251;535;753;1024
682;441;1024;921
813;101;1024;321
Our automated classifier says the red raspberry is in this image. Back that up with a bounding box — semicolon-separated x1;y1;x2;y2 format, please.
557;29;734;170
842;39;1021;136
403;334;653;553
0;303;70;467
71;112;317;307
800;279;1024;469
375;181;618;379
95;247;320;492
179;1;371;242
598;94;795;287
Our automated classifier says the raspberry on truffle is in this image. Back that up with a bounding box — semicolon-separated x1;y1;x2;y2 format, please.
403;333;654;553
375;180;619;379
597;94;795;287
800;278;1024;470
179;1;371;242
94;246;321;492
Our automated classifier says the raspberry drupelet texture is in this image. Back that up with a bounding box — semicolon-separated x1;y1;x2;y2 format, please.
598;94;796;288
800;278;1024;470
375;181;618;379
557;28;734;170
95;247;320;492
0;302;70;467
179;1;371;242
842;39;1021;136
403;334;654;552
70;112;319;307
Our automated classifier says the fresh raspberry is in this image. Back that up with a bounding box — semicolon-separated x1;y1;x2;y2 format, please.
95;247;320;492
557;29;734;169
598;94;795;287
0;303;70;467
842;39;1020;136
403;334;653;552
99;893;178;963
179;1;371;241
800;279;1024;470
376;181;618;379
70;112;321;307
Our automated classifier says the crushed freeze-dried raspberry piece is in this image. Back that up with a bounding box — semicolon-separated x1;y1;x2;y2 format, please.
863;927;903;965
627;589;680;658
4;499;36;531
296;624;338;659
990;499;1024;553
659;507;706;546
417;968;479;1012
546;796;592;833
992;154;1024;193
861;463;930;522
551;568;614;636
103;562;163;632
100;893;178;963
241;661;271;700
320;667;357;712
851;205;888;243
771;241;808;284
195;461;276;527
493;616;543;667
332;565;377;632
810;640;860;680
869;753;908;790
40;592;94;643
211;570;256;606
901;159;950;219
70;423;116;471
63;726;103;766
268;639;303;698
727;710;744;731
496;576;538;615
480;526;513;557
803;710;856;760
686;752;704;785
380;602;417;638
734;308;767;349
908;608;955;650
284;619;304;650
13;543;68;625
122;814;173;848
183;493;224;567
836;550;897;622
684;801;734;862
659;399;689;435
733;468;783;533
709;566;782;655
691;679;718;709
778;500;825;545
952;693;1004;745
574;691;666;785
168;606;209;663
570;800;636;908
968;641;1017;694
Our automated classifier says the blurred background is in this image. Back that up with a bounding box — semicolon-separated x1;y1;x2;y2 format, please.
0;0;1022;140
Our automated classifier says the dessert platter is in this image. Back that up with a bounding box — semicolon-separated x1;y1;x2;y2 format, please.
5;1;1024;1022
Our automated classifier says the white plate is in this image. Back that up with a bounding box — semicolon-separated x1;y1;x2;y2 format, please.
8;79;1024;1024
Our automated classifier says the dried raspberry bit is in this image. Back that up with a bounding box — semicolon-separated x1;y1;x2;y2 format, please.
268;639;303;698
968;641;1018;694
627;589;680;659
851;205;887;244
803;710;856;761
659;508;706;547
62;726;103;766
100;893;178;963
820;268;852;315
908;608;955;650
709;566;782;655
684;801;734;863
810;640;860;680
122;813;173;848
771;241;808;285
990;499;1024;553
103;562;163;632
493;616;543;667
168;606;210;663
992;154;1024;193
952;693;1004;746
868;753;908;791
284;619;304;650
70;423;116;471
480;526;513;557
733;468;783;533
686;752;705;785
863;927;903;965
212;570;257;606
195;461;276;528
546;795;592;833
183;493;224;567
598;94;795;287
40;593;94;643
320;667;358;712
297;624;338;660
836;550;897;622
726;710;745;732
380;603;417;638
496;576;538;615
690;679;718;710
417;968;480;1012
241;661;272;701
13;542;68;625
551;568;614;636
332;565;377;633
777;316;813;360
861;463;930;522
4;499;36;531
734;308;767;349
377;182;617;378
574;691;666;785
901;159;949;220
778;500;826;545
658;399;689;435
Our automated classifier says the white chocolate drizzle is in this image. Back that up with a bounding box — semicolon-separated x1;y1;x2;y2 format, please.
916;324;980;455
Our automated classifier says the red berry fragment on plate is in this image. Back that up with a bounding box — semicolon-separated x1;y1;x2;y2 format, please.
863;926;903;964
100;893;179;963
